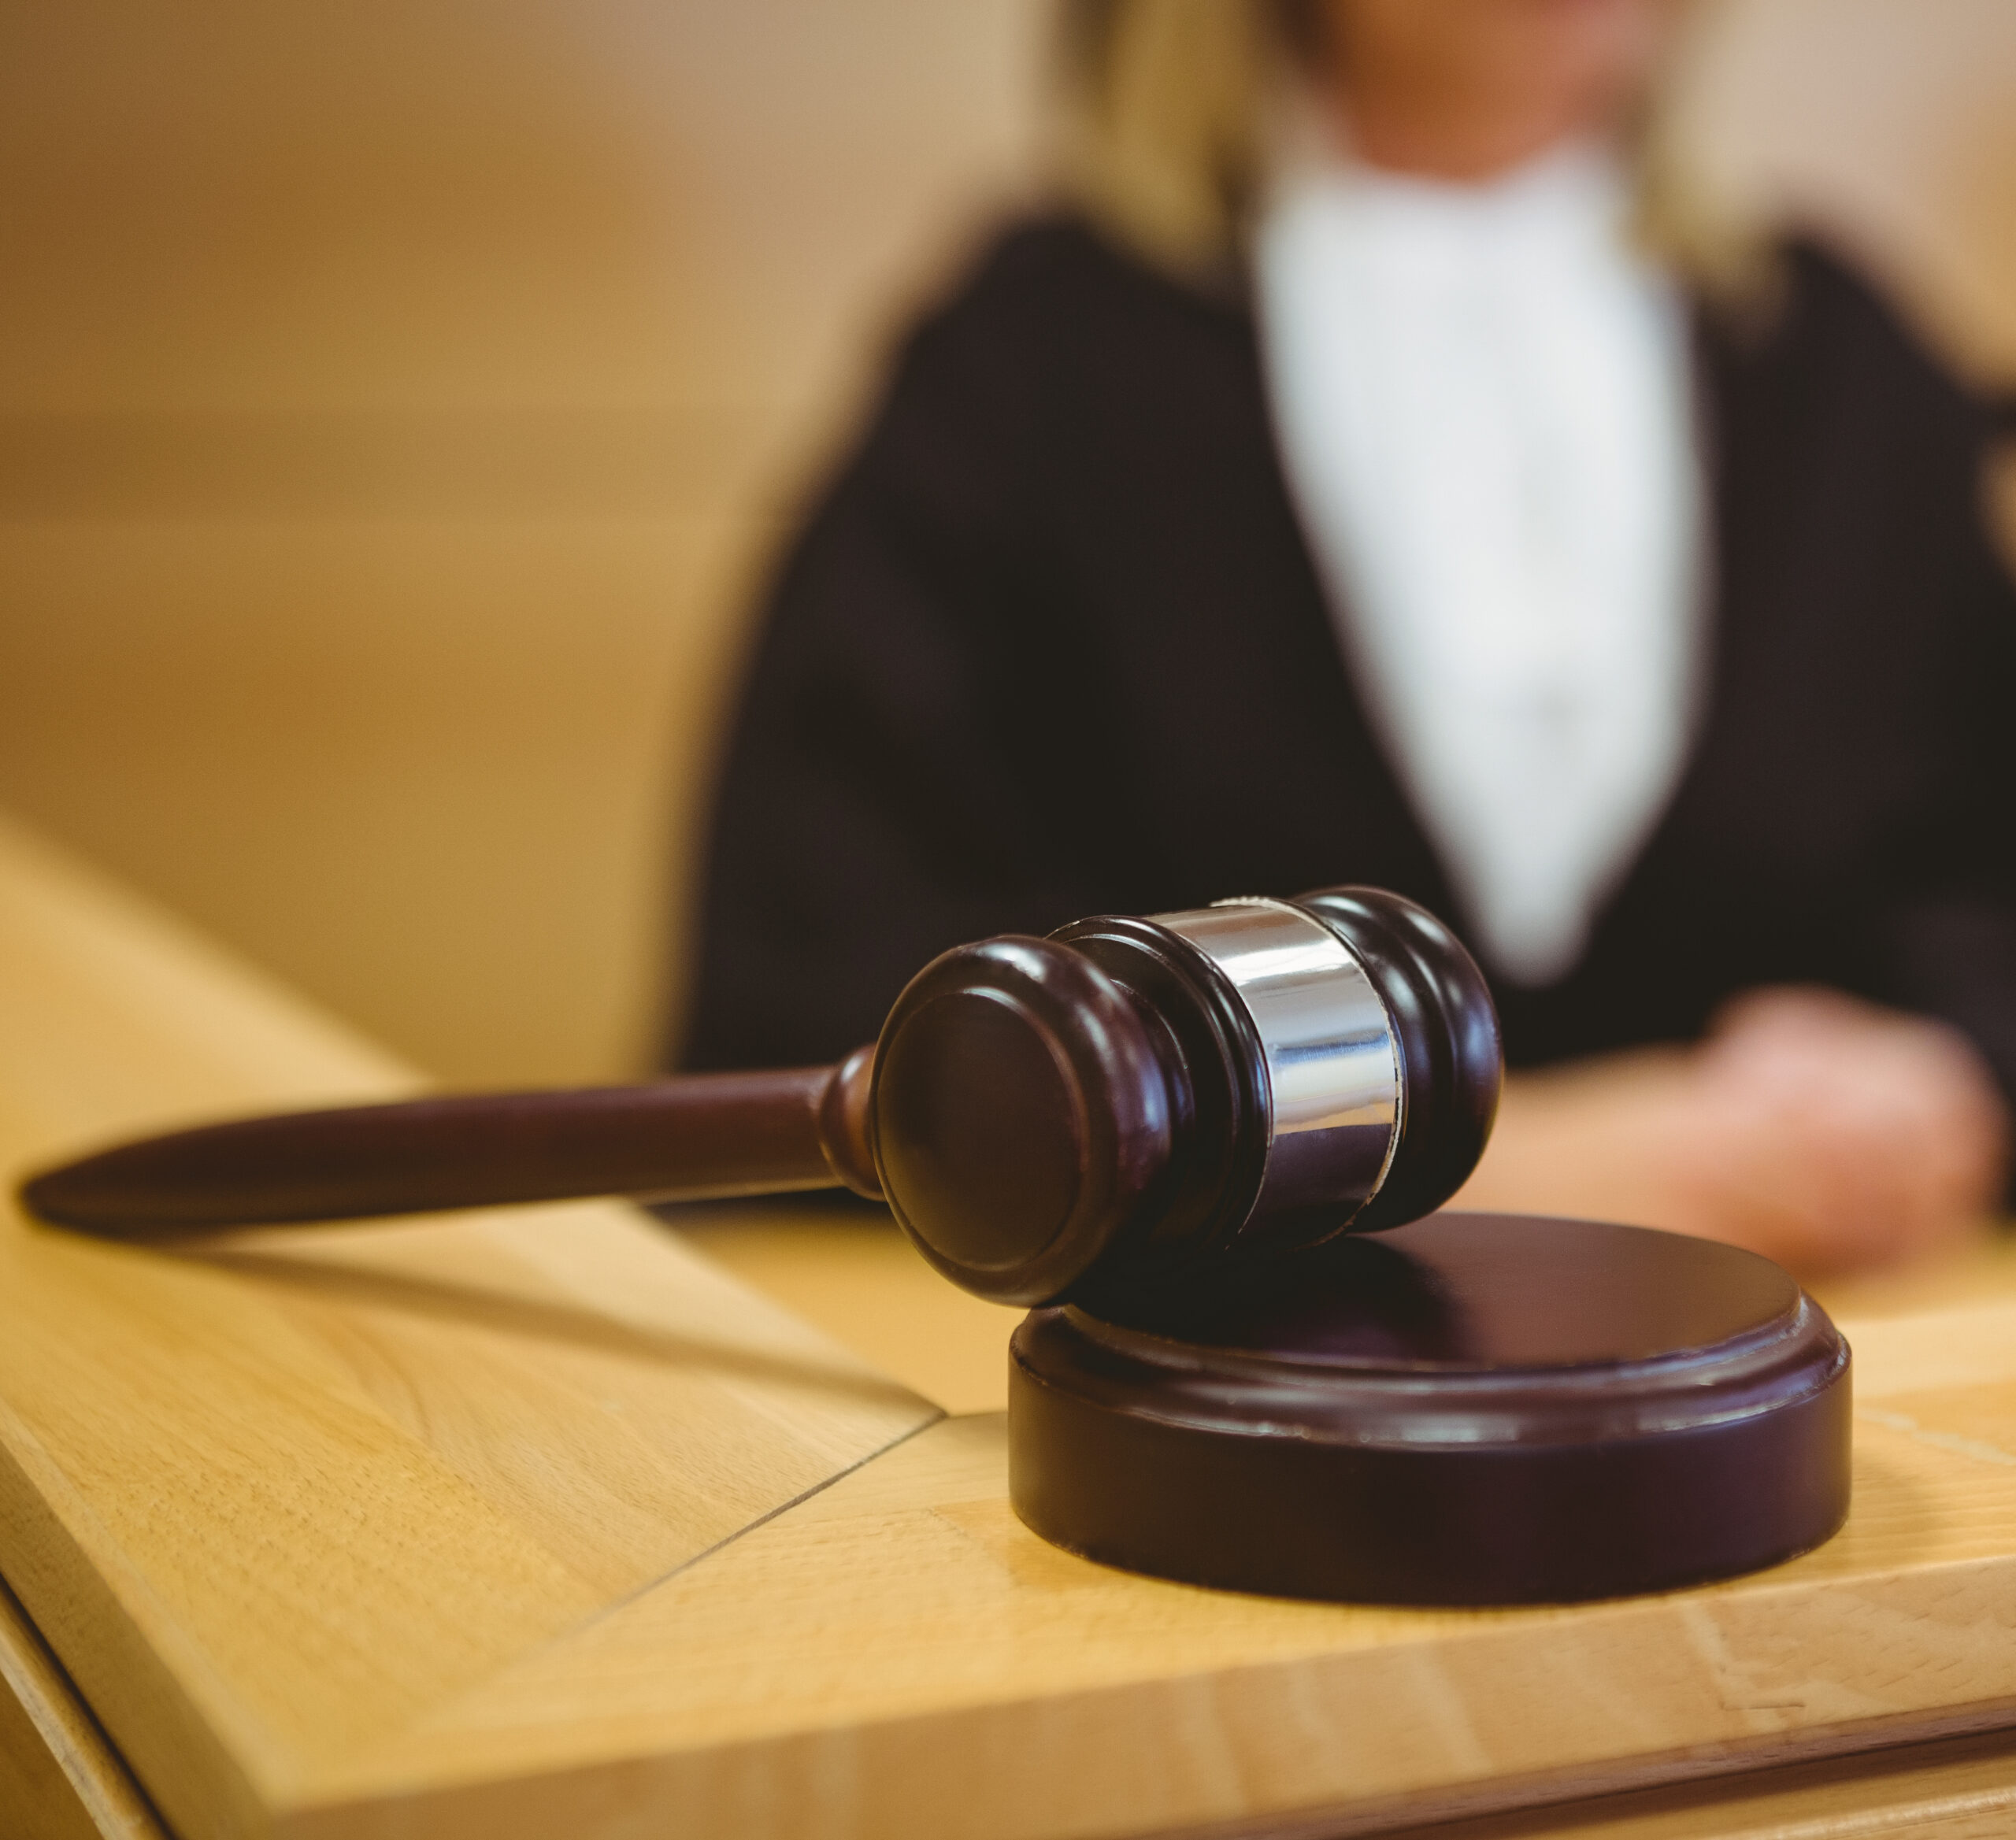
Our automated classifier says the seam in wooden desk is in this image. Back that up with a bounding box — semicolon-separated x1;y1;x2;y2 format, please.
0;1568;170;1840
1135;1704;2016;1840
491;1404;950;1672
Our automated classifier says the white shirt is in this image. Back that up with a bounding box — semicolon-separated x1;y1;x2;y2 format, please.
1254;143;1704;985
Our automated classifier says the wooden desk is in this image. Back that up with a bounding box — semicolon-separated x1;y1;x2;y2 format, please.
6;809;2016;1840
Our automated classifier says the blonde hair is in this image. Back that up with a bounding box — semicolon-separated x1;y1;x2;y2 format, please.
1051;0;1770;302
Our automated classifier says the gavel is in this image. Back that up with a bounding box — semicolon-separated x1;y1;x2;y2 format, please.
21;887;1501;1307
22;890;1858;1611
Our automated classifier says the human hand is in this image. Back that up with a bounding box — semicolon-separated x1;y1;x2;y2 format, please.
1452;987;2010;1277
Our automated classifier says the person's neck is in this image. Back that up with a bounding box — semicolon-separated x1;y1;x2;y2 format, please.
1334;88;1618;183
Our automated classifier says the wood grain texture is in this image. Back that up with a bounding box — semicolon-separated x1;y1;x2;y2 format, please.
8;807;2016;1840
678;1205;1024;1415
0;811;936;1838
291;1372;2016;1840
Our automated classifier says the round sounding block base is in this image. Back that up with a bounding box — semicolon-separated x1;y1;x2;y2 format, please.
1008;1212;1851;1605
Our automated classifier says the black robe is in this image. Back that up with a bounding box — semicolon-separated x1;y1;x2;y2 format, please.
678;214;2016;1120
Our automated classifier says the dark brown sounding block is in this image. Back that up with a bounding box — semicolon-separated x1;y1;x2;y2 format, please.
1009;1212;1851;1605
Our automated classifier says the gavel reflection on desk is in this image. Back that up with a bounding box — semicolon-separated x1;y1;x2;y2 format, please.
20;886;1853;1609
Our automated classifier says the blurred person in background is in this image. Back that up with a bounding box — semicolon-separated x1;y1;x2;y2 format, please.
680;0;2016;1276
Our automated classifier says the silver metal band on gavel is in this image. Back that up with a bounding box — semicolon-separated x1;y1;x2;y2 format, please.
1150;898;1402;1221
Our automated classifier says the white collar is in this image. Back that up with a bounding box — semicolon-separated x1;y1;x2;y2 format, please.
1254;144;1706;983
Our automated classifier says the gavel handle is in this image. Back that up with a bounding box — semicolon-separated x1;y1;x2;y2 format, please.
19;1050;882;1238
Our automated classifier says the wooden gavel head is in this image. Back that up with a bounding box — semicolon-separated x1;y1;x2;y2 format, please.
861;887;1499;1304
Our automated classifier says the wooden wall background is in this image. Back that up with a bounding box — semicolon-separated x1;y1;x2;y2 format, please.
0;0;2011;1086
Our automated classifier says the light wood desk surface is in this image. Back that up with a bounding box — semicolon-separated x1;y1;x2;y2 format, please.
6;808;2016;1840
